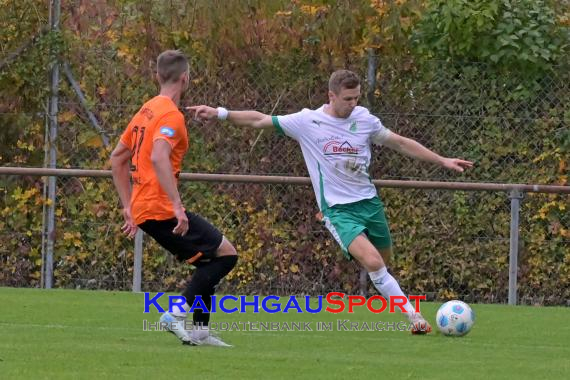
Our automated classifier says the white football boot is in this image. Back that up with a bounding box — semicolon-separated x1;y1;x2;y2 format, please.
190;327;232;347
159;312;192;344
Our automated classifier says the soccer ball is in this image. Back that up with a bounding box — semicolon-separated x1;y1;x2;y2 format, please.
436;300;475;337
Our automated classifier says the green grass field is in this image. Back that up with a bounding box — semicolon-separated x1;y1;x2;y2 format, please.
0;287;568;379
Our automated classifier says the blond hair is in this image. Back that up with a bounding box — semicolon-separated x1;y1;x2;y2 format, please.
157;50;188;84
328;70;360;94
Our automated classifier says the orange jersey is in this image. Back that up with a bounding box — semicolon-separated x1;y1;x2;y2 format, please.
120;96;188;224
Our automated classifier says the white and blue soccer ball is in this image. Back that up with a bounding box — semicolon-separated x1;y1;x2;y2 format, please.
436;300;475;337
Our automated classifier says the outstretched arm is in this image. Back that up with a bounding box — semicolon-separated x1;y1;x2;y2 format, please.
383;132;473;172
188;105;273;130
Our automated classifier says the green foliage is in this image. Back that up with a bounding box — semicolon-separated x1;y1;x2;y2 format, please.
414;0;568;71
0;180;44;286
0;0;60;165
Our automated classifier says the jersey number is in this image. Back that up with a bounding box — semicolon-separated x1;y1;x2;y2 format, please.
130;126;146;172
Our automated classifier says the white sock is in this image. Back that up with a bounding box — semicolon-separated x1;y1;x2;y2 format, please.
171;302;191;319
368;267;416;318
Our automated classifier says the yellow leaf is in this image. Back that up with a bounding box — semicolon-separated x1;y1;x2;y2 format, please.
85;135;103;148
290;264;299;273
300;5;326;15
58;111;75;123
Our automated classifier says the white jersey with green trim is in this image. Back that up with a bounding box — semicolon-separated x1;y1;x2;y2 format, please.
272;105;391;210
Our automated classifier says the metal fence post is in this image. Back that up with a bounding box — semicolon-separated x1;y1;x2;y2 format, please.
133;230;144;292
62;62;110;147
508;190;524;305
40;100;50;289
366;48;377;110
45;0;61;289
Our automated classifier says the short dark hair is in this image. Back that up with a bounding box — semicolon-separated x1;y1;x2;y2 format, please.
157;50;188;84
328;70;360;94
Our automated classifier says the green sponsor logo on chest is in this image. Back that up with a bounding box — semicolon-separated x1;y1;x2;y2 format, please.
349;121;357;132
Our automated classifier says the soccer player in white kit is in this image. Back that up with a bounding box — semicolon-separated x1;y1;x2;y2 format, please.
189;70;473;333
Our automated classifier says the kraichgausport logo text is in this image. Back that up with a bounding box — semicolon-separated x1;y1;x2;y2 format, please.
143;292;426;314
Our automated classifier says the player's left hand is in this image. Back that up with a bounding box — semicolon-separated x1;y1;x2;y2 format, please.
441;158;474;173
172;204;189;236
121;207;138;238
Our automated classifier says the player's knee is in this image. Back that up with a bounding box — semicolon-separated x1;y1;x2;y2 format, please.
369;257;385;272
362;251;385;272
216;236;237;257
